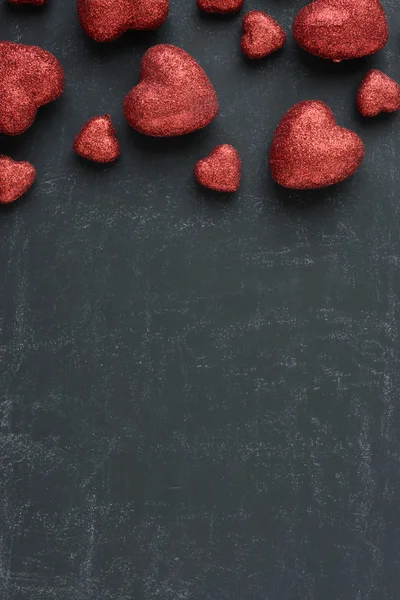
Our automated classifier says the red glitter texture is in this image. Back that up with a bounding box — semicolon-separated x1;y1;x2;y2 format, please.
195;145;242;192
293;0;389;61
74;115;120;163
0;42;64;136
124;44;219;137
241;11;286;60
78;0;169;42
197;0;243;14
9;0;48;5
270;101;364;189
0;156;36;204
357;70;400;118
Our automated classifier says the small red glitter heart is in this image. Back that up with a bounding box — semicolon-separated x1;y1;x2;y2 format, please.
270;101;364;189
241;11;286;60
357;70;400;118
74;115;120;163
293;0;389;61
197;0;243;14
0;42;64;136
78;0;169;42
195;145;242;192
124;44;219;137
9;0;47;5
0;156;36;204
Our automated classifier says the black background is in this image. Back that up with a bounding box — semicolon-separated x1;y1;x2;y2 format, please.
1;1;400;599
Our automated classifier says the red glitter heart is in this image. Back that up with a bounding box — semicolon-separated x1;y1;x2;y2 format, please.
293;0;389;61
78;0;169;42
0;156;36;204
124;44;219;137
357;70;400;118
0;42;64;136
74;115;120;163
241;11;286;60
270;101;364;189
197;0;243;14
195;145;242;192
9;0;47;5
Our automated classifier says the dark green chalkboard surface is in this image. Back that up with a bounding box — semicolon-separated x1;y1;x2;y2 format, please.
1;1;400;598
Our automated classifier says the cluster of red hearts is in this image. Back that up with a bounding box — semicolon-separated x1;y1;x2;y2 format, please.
1;0;399;203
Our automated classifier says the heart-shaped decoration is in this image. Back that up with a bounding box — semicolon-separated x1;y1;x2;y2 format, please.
0;156;36;204
293;0;389;61
197;0;243;14
74;115;120;163
195;145;242;192
0;42;64;136
357;70;400;117
270;101;364;189
9;0;47;5
241;11;286;59
78;0;169;42
124;44;219;137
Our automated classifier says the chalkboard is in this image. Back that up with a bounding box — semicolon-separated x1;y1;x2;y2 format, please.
1;1;400;599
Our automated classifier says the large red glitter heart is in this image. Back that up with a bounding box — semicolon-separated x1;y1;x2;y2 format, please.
293;0;389;61
124;44;219;137
357;70;400;118
270;101;364;189
78;0;169;42
197;0;243;14
195;145;242;192
0;42;64;136
241;11;286;60
0;156;36;204
74;115;120;163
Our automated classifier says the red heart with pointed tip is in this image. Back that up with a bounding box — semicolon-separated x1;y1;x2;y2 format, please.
270;101;364;189
357;70;400;118
241;11;286;59
0;42;64;136
78;0;169;42
197;0;243;14
293;0;389;61
124;44;219;137
0;156;36;204
74;115;120;163
9;0;47;5
195;145;242;192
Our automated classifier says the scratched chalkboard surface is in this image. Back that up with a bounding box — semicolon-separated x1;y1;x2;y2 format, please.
1;1;400;599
